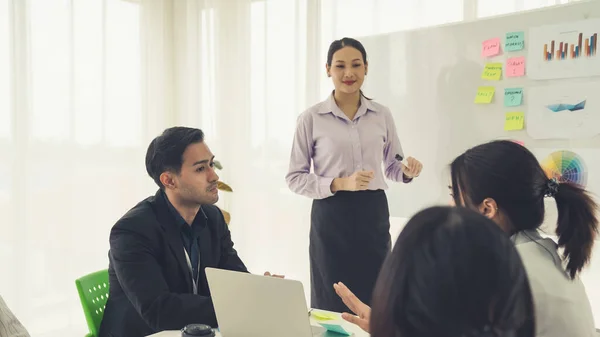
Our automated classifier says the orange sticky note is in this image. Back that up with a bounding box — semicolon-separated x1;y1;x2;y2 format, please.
506;56;525;77
482;38;501;57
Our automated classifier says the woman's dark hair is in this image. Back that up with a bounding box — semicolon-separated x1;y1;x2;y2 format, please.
450;140;598;279
370;206;535;337
145;126;205;189
326;37;371;100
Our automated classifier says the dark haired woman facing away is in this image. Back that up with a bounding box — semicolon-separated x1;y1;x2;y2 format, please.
448;140;597;337
286;37;423;312
336;140;597;337
342;206;536;337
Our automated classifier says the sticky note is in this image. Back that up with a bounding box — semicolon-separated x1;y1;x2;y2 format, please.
482;37;501;57
506;57;525;77
311;312;336;321
504;88;523;107
318;323;351;336
505;31;525;51
504;112;525;131
512;140;525;146
482;63;502;80
475;86;495;104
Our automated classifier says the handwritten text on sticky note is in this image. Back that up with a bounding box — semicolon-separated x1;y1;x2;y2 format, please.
506;57;525;77
505;31;525;51
482;63;503;80
318;323;351;336
475;86;495;104
504;112;525;131
482;37;501;57
504;88;523;107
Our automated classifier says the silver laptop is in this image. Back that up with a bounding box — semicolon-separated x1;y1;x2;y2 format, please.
206;268;326;337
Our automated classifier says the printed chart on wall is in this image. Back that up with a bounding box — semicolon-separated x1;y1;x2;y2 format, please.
532;147;600;199
526;81;600;139
540;150;588;187
528;19;600;79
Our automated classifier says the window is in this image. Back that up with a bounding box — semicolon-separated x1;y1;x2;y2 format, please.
0;0;9;140
200;8;216;143
30;0;70;141
105;0;141;147
250;1;266;149
0;0;11;286
73;0;103;145
250;0;306;153
477;0;571;18
319;0;463;98
29;0;141;147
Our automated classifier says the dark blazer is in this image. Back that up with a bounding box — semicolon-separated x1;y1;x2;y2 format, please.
99;190;248;337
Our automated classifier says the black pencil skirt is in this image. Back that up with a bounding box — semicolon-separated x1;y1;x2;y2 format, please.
309;189;391;312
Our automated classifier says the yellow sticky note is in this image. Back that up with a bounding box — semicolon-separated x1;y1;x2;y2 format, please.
482;63;502;80
311;312;337;321
504;112;524;131
475;86;495;104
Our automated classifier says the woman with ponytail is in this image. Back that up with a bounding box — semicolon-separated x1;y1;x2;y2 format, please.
446;140;597;336
336;140;597;337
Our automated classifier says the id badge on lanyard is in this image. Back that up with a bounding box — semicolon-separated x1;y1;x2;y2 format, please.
183;248;200;295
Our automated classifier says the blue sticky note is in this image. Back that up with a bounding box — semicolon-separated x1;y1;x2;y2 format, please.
318;323;351;335
505;31;524;51
504;88;523;107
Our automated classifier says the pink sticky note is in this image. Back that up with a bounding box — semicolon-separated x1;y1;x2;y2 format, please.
512;140;524;146
482;38;501;57
506;57;525;77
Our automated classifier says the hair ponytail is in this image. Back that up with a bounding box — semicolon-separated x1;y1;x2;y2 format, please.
449;140;599;280
359;90;373;100
553;182;599;279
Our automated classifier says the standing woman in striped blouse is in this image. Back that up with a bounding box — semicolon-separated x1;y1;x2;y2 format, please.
286;37;423;312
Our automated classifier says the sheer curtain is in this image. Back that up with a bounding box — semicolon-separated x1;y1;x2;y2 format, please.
159;0;315;287
0;0;161;336
0;0;588;336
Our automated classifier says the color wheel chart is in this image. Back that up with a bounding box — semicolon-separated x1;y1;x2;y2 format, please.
540;151;588;187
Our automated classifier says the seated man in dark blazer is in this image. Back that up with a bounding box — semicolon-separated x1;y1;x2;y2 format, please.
99;127;280;337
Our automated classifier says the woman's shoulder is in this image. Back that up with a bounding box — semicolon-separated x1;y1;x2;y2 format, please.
303;100;328;115
364;99;394;120
296;99;329;124
367;99;391;112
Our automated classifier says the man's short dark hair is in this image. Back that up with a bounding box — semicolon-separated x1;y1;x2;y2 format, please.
145;127;205;189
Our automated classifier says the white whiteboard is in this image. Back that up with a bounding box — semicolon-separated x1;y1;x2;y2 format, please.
360;0;600;218
360;0;600;327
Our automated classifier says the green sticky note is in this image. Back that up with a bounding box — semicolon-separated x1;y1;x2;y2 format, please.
481;63;502;80
505;31;524;51
311;312;336;321
504;112;525;131
475;86;495;104
318;323;351;336
504;88;523;107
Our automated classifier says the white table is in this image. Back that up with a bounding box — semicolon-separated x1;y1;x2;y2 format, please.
146;310;369;337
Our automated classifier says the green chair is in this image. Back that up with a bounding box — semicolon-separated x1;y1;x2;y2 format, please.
75;269;109;337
